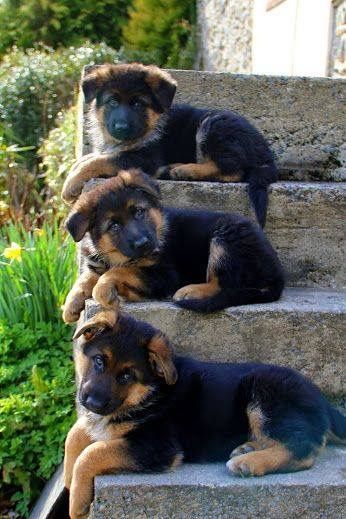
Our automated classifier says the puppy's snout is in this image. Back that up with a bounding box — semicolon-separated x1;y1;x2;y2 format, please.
133;236;150;252
83;392;110;414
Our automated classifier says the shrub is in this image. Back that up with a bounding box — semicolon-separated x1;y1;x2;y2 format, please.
0;222;77;515
123;0;196;68
0;0;132;55
0;222;76;326
0;320;75;517
38;105;77;217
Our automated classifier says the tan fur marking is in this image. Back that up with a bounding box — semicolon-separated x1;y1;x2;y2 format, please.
164;160;243;182
228;404;318;476
93;266;146;306
69;438;136;519
123;383;153;407
149;207;165;241
62;154;118;203
63;270;100;323
146;107;161;132
173;277;220;301
170;453;184;471
207;240;225;281
64;419;93;490
98;234;130;266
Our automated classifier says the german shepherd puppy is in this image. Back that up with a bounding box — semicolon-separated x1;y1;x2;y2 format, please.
62;169;284;323
61;63;278;227
64;309;346;519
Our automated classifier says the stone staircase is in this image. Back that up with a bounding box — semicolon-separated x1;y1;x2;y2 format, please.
77;70;346;518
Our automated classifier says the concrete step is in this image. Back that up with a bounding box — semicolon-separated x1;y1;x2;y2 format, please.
117;288;346;397
91;447;346;519
159;180;346;288
171;70;346;182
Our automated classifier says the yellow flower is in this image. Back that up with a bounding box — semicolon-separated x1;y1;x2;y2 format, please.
33;228;45;237
3;242;22;262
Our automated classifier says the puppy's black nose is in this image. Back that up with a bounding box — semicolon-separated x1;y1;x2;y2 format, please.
133;236;150;251
84;393;109;413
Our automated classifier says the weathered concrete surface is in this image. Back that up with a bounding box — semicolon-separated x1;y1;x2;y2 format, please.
92;447;346;519
159;180;346;288
119;288;346;396
170;70;346;181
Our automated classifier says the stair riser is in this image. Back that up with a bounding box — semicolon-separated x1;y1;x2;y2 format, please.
123;303;345;396
159;181;346;288
93;484;345;519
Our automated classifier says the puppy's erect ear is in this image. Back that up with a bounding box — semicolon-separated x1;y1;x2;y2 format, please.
145;67;177;112
147;332;177;385
118;169;161;203
73;308;119;341
65;210;90;242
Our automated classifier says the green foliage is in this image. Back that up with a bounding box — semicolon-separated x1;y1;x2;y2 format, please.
123;0;196;68
0;43;123;150
0;222;77;326
0;0;132;55
38;105;77;216
0;320;75;517
0;222;77;515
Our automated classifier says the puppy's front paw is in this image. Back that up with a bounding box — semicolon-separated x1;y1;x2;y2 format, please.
92;281;118;308
169;164;192;180
156;164;184;180
62;173;85;204
62;293;86;323
226;456;253;477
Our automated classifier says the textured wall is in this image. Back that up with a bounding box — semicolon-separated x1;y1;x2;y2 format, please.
197;0;254;73
331;0;346;77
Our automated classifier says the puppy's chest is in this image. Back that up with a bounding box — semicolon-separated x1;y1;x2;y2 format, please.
84;414;134;442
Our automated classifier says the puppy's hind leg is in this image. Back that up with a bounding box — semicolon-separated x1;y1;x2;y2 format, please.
227;368;329;476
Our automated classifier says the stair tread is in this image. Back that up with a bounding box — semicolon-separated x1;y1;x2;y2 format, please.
95;447;345;490
122;287;346;314
92;447;346;518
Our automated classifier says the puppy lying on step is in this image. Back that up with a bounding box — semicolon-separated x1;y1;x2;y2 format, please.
62;169;284;323
61;62;278;227
64;309;346;519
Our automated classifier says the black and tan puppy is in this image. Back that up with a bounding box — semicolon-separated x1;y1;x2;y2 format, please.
61;63;278;227
62;169;284;323
64;309;346;518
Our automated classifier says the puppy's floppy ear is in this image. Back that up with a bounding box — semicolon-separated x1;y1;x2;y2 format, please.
81;75;100;104
65;210;90;242
147;332;177;385
145;67;177;112
119;169;161;202
73;308;119;341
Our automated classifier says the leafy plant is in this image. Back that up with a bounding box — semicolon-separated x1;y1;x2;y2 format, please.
0;222;77;326
0;320;75;517
0;0;132;55
123;0;196;68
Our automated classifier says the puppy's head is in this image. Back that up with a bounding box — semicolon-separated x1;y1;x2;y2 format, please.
82;63;177;145
74;310;177;417
66;169;165;265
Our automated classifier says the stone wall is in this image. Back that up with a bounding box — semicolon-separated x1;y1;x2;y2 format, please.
197;0;254;73
331;0;346;77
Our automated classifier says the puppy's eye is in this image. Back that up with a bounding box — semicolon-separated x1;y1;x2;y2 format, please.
130;97;144;108
134;207;145;219
116;370;135;385
108;98;119;108
108;220;120;232
93;355;106;373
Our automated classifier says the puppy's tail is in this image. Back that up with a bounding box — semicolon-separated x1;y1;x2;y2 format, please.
327;405;346;443
246;164;278;228
175;284;283;313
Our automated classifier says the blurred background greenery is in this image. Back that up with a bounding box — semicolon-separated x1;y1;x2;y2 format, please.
0;1;196;515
